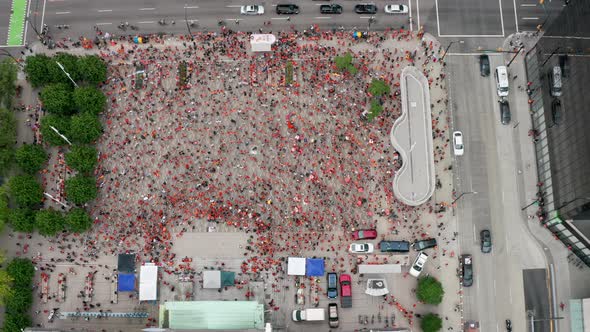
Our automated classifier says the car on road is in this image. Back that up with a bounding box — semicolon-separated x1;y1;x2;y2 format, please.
480;230;492;253
240;5;264;15
349;242;374;253
339;274;352;308
409;252;428;277
479;54;490;77
461;254;474;287
354;4;378;14
453;131;464;156
327;272;338;298
320;4;343;14
352;229;377;240
276;4;300;14
499;100;511;125
384;4;408;14
328;303;339;328
413;238;437;251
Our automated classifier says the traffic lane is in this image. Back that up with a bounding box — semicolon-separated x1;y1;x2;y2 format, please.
0;0;13;45
437;0;505;36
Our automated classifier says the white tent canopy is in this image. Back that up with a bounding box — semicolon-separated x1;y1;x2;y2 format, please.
250;34;276;52
358;264;402;274
139;264;158;301
203;270;222;289
287;257;306;276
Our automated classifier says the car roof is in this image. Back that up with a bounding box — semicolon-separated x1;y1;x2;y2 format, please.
340;274;351;281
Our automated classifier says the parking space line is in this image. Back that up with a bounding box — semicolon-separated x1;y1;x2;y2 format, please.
498;0;505;37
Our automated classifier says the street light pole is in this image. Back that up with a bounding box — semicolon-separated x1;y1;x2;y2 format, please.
0;49;23;67
507;45;525;67
452;191;478;204
441;41;464;61
184;4;194;41
50;125;72;145
55;61;78;87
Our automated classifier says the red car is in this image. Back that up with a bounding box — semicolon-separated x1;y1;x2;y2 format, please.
352;229;377;240
340;273;352;308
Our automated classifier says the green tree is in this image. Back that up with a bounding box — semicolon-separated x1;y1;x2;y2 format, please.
8;208;36;233
65;145;97;174
8;175;43;208
368;78;391;97
334;53;358;75
0;270;13;305
0;148;15;175
0;186;8;233
73;86;106;115
40;83;75;115
2;312;31;332
47;53;81;85
65;207;93;233
39;114;71;146
421;313;443;332
78;55;107;85
367;99;384;121
70;112;103;144
5;287;32;313
15;144;47;174
65;175;97;204
35;208;65;236
0;108;16;148
416;276;444;305
6;258;34;287
24;54;51;88
0;58;18;109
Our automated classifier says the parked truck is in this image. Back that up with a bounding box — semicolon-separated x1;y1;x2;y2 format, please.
340;273;353;308
292;308;325;322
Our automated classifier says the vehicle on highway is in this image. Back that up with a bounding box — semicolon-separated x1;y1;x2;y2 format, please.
499;100;511;125
413;238;437;251
384;4;408;14
552;99;562;126
495;66;509;97
276;4;300;14
409;252;428;277
453;131;464;156
320;4;343;14
461;254;474;287
505;319;512;332
479;54;490;77
340;274;352;308
240;5;265;15
379;240;410;253
480;230;492;253
549;65;562;97
349;242;374;253
352;229;377;240
292;308;325;321
354;4;378;14
328;303;339;328
327;272;338;298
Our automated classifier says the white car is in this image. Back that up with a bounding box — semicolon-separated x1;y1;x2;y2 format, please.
409;252;428;277
453;131;464;156
349;243;374;254
384;4;408;14
240;5;265;15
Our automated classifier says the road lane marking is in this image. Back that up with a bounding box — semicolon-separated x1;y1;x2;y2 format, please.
139;7;155;11
417;0;420;29
521;3;537;6
138;21;155;24
498;0;505;36
359;16;374;19
408;0;413;31
271;17;289;20
55;11;70;14
434;0;440;36
96;22;112;25
23;0;31;46
226;5;241;7
183;6;199;9
41;0;47;33
473;224;476;242
494;279;496;293
98;9;112;12
522;17;539;20
513;0;519;32
314;17;331;19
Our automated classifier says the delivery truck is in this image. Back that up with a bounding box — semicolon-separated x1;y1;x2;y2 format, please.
292;308;326;322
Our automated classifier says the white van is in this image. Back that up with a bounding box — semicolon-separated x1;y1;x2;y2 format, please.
292;308;325;322
495;66;509;97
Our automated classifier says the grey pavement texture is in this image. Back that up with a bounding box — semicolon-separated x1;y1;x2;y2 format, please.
391;65;435;206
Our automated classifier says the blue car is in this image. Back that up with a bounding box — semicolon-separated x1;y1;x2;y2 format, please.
327;272;338;298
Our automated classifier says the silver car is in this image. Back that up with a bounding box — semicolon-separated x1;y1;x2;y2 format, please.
240;5;265;15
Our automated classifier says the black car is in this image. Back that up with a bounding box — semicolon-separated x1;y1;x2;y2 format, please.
479;54;490;77
354;4;377;14
320;4;343;14
413;238;437;251
551;99;562;126
276;4;300;14
461;255;473;287
499;100;511;125
480;230;492;253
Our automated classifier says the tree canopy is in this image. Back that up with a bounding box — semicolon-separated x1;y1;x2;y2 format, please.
0;58;18;109
421;313;443;332
0;187;8;233
65;207;93;233
0;108;16;148
39;83;75;115
39;114;71;146
4;286;32;313
2;312;31;332
368;78;391;97
70;112;103;144
65;175;97;204
15;144;48;174
73;86;106;115
8;208;36;233
24;54;51;88
367;99;384;121
35;208;65;236
416;276;445;305
65;145;97;174
47;53;81;85
8;175;43;208
0;270;13;306
78;55;107;85
334;53;358;75
6;258;35;288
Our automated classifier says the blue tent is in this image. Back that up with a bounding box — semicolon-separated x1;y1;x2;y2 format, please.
305;258;325;277
118;273;136;292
